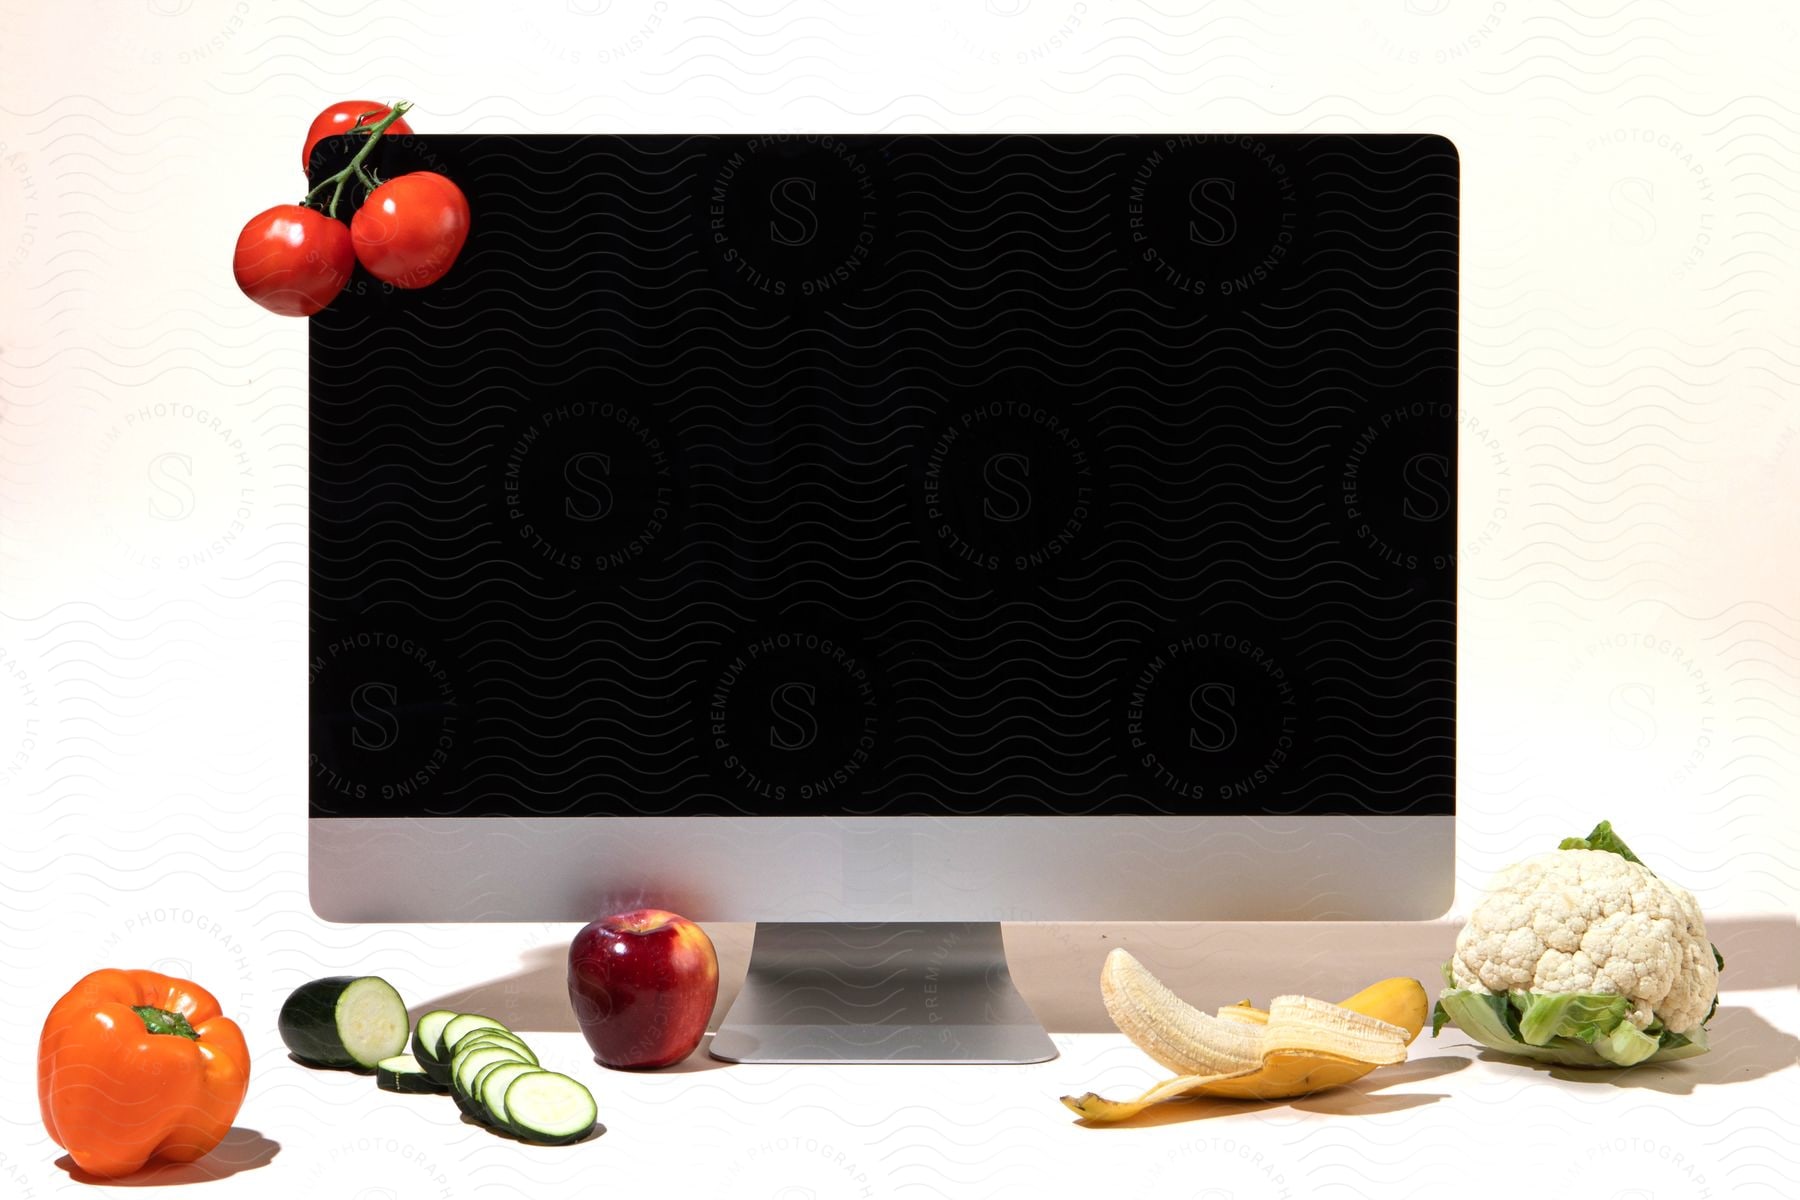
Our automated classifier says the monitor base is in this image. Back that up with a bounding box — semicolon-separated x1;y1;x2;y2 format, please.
709;922;1058;1064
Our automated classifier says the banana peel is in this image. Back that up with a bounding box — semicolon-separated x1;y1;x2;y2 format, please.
1201;977;1428;1101
1062;950;1428;1122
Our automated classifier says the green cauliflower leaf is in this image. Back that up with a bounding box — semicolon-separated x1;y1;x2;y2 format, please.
1433;985;1712;1067
1509;990;1630;1047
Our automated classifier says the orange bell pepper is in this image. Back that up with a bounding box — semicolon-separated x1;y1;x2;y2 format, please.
37;968;251;1178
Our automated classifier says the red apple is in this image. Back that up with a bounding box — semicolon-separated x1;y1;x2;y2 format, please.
567;908;720;1069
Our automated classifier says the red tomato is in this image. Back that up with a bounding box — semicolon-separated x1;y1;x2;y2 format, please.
350;172;471;289
232;204;355;317
302;101;411;171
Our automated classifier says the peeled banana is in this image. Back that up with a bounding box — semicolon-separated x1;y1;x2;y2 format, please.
1098;945;1264;1076
1062;949;1428;1122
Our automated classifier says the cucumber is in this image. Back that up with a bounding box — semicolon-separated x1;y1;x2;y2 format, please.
503;1072;600;1144
449;1026;526;1051
419;1051;454;1087
450;1032;538;1065
454;1046;529;1105
439;1013;510;1055
453;1057;518;1122
477;1061;541;1132
279;976;410;1069
412;1009;461;1086
333;999;593;1144
468;1060;525;1126
412;1009;460;1065
376;1054;446;1094
450;1035;522;1073
454;1054;527;1121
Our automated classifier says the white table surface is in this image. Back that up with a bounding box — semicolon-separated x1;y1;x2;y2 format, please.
12;919;1793;1200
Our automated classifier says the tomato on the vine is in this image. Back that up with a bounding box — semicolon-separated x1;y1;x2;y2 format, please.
234;100;464;317
350;172;471;289
232;204;355;317
302;101;411;171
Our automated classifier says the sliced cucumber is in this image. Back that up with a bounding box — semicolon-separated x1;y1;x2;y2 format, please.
503;1072;600;1144
413;1009;460;1064
377;1053;446;1094
469;1060;527;1126
469;1057;513;1095
450;1036;522;1074
412;1009;461;1086
451;1031;538;1065
477;1061;542;1132
439;1013;510;1054
449;1024;526;1048
329;998;593;1144
419;1053;454;1087
454;1045;529;1101
454;1047;528;1121
279;976;411;1070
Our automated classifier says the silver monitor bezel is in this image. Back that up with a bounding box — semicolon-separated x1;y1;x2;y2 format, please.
310;813;1454;922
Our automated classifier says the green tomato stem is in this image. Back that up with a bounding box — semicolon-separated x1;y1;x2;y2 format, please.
302;100;414;219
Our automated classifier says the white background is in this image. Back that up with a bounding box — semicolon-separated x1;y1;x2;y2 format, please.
1;1;1795;1196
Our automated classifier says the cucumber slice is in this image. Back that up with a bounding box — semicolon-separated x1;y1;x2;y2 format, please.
279;976;410;1070
454;1047;528;1121
454;1046;529;1100
477;1061;541;1132
419;1052;454;1087
412;1009;460;1064
503;1072;600;1145
450;1036;525;1074
451;1032;538;1065
449;1025;529;1051
376;1053;446;1094
468;1060;527;1127
464;1061;506;1121
412;1009;461;1086
439;1013;510;1056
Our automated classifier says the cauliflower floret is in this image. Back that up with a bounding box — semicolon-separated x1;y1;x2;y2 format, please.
1450;848;1717;1034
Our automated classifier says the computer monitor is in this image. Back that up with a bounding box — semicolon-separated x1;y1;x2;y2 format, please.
309;132;1457;1063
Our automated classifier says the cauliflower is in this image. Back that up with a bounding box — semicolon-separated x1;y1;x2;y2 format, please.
1450;849;1717;1033
1432;821;1722;1068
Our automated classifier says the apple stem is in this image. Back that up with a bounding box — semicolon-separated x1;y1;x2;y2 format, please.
302;100;413;219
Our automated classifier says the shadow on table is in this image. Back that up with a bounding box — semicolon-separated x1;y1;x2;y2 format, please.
412;948;735;1073
1070;1051;1468;1129
55;1128;280;1186
412;945;580;1033
1504;1005;1796;1093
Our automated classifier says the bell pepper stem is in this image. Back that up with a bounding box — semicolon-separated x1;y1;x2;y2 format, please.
131;1005;200;1040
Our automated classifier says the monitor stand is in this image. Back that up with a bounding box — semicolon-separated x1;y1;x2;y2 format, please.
708;922;1058;1064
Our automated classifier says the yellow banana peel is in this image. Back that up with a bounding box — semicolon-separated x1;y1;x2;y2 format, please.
1062;953;1428;1122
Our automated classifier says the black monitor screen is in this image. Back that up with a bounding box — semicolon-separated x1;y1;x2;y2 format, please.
310;133;1457;819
